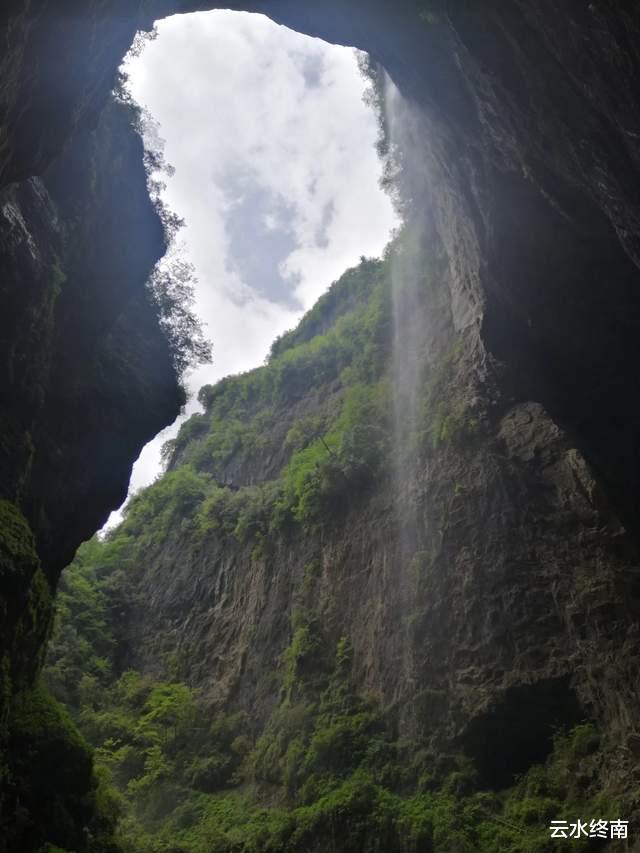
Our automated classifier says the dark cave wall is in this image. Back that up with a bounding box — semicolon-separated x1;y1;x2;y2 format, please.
34;99;184;576
0;62;182;853
0;0;156;188
0;96;183;581
0;88;183;801
433;1;640;534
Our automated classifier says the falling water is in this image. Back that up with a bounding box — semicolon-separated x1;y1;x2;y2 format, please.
382;72;432;562
390;244;423;559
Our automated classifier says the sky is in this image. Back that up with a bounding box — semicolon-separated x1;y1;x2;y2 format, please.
104;9;397;527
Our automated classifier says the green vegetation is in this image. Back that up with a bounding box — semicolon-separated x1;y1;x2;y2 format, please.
147;255;212;378
46;554;628;852
87;248;398;559
0;503;117;852
0;501;52;719
151;226;456;541
418;342;479;451
39;236;629;851
268;257;388;362
2;684;120;853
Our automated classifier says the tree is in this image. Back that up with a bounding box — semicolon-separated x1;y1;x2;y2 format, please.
148;253;212;377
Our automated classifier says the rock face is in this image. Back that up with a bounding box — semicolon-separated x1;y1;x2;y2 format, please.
45;232;640;848
0;67;182;853
109;276;640;795
0;92;183;581
2;0;640;850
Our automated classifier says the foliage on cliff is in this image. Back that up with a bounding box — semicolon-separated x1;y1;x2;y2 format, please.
1;684;122;853
44;238;631;851
46;550;624;853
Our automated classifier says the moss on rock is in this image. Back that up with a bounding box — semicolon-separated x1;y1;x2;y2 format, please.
2;685;120;853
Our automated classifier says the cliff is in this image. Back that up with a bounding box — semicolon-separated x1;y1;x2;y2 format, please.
46;222;640;850
0;92;183;853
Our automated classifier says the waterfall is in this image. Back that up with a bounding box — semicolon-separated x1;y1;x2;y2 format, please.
381;70;441;716
390;241;423;559
383;72;432;563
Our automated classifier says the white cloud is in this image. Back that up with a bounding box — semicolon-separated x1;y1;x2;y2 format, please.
103;9;397;529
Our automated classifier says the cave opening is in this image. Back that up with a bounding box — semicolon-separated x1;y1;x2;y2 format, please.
460;677;586;790
105;8;398;522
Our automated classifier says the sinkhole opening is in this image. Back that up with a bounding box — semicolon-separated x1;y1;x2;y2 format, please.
104;8;399;527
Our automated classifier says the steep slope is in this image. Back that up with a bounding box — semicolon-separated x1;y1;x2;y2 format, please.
47;223;640;851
